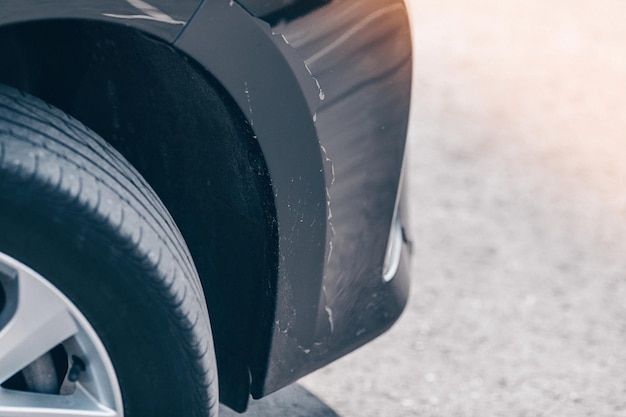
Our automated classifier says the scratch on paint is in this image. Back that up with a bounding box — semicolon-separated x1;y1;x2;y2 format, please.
327;240;333;266
320;145;335;186
315;78;326;101
322;285;335;333
244;81;254;126
320;144;335;264
320;145;336;268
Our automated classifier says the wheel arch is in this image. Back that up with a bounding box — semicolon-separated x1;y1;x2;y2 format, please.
0;17;286;411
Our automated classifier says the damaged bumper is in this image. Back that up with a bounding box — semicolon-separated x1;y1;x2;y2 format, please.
176;0;412;403
256;0;413;396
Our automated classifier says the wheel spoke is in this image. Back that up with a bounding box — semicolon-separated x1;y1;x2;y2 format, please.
0;385;118;417
0;267;78;384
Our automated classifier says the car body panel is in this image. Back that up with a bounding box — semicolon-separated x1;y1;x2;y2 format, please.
0;0;412;408
246;0;413;394
0;0;200;41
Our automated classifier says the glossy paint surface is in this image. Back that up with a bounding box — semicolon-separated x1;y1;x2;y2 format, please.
0;0;199;40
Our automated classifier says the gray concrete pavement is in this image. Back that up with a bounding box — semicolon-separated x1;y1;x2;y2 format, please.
219;385;340;417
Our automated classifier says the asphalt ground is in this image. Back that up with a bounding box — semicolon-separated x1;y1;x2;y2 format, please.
224;1;626;416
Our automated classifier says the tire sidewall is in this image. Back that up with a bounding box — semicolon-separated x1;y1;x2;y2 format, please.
0;155;211;417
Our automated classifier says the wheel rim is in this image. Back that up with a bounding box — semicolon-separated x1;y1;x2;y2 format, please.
0;251;124;417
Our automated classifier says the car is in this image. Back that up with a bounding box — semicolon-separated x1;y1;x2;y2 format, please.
0;0;413;415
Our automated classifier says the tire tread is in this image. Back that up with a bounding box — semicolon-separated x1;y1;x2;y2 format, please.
0;84;217;417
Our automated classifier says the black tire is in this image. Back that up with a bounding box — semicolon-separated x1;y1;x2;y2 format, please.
0;84;218;416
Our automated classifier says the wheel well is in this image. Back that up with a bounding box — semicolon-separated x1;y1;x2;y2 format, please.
0;19;278;408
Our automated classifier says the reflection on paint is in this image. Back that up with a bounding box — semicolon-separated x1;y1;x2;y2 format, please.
103;0;185;24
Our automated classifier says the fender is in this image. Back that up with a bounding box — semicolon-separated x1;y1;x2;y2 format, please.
175;0;328;357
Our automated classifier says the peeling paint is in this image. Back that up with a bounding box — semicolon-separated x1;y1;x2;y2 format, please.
315;78;326;101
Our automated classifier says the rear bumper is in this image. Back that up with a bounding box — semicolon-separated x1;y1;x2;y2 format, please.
176;0;412;401
257;0;413;395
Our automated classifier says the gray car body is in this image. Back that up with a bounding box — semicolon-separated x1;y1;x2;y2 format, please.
0;0;412;411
